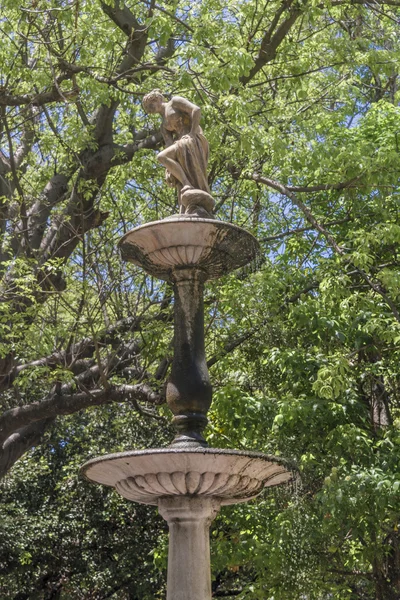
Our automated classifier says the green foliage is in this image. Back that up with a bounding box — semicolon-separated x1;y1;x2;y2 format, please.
1;0;400;599
0;406;169;599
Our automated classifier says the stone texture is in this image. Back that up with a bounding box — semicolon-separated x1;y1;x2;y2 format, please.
158;496;220;600
81;448;292;600
119;218;260;445
142;91;215;217
81;447;292;506
166;268;210;446
116;469;264;503
82;94;295;600
181;188;215;214
118;217;260;282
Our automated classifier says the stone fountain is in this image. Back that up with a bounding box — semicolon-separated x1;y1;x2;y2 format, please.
81;92;292;600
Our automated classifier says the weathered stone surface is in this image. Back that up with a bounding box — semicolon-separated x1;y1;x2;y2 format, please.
81;449;293;600
81;447;292;506
167;268;211;447
181;188;215;215
142;90;214;217
119;218;259;446
158;496;220;600
118;217;260;282
82;95;294;600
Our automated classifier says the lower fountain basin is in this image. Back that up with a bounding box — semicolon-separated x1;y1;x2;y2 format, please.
81;447;292;506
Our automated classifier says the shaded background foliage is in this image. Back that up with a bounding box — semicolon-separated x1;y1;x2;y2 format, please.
1;0;400;598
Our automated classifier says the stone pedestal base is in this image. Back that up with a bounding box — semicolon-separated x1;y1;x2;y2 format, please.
159;496;220;600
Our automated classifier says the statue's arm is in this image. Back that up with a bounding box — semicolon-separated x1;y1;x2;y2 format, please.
171;96;201;134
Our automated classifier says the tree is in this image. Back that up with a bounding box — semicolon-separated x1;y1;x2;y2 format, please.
1;0;400;598
0;406;169;599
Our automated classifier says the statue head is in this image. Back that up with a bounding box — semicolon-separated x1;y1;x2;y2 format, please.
143;89;166;114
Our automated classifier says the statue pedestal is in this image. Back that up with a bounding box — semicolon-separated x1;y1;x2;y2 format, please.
119;217;260;447
81;448;292;600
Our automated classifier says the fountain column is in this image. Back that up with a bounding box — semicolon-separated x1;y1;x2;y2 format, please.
167;267;211;447
159;496;220;600
81;216;293;599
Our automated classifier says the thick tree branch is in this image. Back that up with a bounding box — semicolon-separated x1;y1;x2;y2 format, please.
0;418;54;479
100;0;141;34
0;0;164;364
1;0;157;310
34;0;153;267
100;0;148;77
0;383;162;446
37;127;161;264
14;107;36;169
241;0;303;85
27;174;70;251
0;82;77;107
12;316;142;375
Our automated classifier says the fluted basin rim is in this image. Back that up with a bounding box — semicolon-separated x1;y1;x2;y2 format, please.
118;217;260;281
81;447;295;506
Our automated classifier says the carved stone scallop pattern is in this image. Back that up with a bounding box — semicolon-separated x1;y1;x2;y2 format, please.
149;245;206;267
118;218;260;281
115;470;264;505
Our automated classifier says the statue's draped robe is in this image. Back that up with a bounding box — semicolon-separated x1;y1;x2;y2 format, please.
166;127;210;194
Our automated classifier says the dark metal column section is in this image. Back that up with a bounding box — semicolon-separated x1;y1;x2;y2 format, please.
167;268;211;447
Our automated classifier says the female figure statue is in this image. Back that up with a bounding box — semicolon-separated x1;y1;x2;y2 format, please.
142;90;214;217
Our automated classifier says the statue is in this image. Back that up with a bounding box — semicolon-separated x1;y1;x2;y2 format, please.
142;90;215;218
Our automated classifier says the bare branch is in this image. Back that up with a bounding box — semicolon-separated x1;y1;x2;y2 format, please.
286;176;362;193
251;173;400;324
330;0;400;5
251;173;344;252
207;282;319;368
241;0;303;85
262;218;352;243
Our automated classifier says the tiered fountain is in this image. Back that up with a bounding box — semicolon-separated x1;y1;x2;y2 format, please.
81;91;292;600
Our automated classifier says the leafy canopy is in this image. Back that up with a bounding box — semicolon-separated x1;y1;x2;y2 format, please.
1;0;400;598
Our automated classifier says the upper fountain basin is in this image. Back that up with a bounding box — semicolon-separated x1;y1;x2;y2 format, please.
118;217;260;281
